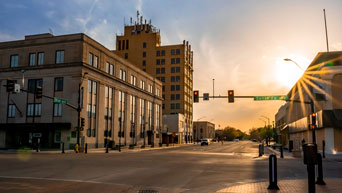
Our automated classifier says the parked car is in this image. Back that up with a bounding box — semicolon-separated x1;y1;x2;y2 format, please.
201;139;210;146
233;139;239;142
252;139;257;142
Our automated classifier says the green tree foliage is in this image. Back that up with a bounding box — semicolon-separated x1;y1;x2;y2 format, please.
219;126;247;141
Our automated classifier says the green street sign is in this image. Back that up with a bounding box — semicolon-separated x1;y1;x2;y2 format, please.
54;97;68;104
254;96;288;101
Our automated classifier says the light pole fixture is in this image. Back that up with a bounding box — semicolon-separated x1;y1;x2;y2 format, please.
283;58;305;72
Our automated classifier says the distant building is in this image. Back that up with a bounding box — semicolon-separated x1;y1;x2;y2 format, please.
0;33;163;149
275;51;342;154
162;113;186;144
193;121;215;141
114;13;194;143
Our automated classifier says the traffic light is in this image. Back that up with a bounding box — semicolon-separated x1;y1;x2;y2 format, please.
36;86;43;99
6;79;15;92
228;90;234;103
193;90;199;103
81;118;85;128
311;112;316;129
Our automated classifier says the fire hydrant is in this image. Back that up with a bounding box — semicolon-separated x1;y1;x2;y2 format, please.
75;144;79;153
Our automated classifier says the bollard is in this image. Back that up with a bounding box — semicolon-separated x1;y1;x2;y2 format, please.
36;138;40;152
303;144;317;193
267;154;279;190
62;142;65;154
280;145;284;158
262;143;264;155
259;144;262;157
106;143;109;153
85;143;88;154
322;140;325;158
316;153;326;185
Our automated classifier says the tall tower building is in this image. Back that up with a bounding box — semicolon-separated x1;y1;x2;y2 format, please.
114;13;194;142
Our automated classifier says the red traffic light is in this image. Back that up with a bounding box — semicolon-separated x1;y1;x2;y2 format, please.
312;113;316;117
194;91;198;95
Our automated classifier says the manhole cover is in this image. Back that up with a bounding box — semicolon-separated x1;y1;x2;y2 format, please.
138;190;158;193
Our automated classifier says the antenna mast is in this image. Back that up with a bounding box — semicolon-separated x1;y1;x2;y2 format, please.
323;9;329;52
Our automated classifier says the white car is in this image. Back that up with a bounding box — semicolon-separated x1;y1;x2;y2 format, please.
201;139;210;146
233;139;239;142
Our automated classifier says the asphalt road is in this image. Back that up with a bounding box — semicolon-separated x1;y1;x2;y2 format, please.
0;141;341;193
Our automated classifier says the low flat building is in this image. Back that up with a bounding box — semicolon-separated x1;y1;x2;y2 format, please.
0;33;163;149
275;51;342;154
193;121;215;141
162;113;186;144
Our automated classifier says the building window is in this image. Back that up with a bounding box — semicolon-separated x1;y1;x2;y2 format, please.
143;52;146;57
120;69;126;81
161;50;165;56
140;80;145;90
29;53;36;66
56;50;64;64
160;77;165;82
156;68;160;74
171;58;175;64
156;59;160;65
8;104;15;118
171;85;175;91
92;105;96;118
27;104;34;117
171;49;176;55
162;86;165;92
106;62;110;73
94;55;98;68
110;64;114;75
176;85;180;90
125;53;128;59
54;77;63;91
38;52;44;65
126;39;129;49
149;85;153;93
176;94;180;100
28;79;43;93
54;103;62;117
89;53;93;66
87;104;91;118
161;59;165;65
171;104;175;109
143;42;147;48
175;103;180;109
176;58;180;64
10;55;18;67
131;75;137;86
142;60;146;66
176;49;180;55
118;40;121;50
161;68;165;74
171;94;175;100
35;104;42;116
156;50;160;56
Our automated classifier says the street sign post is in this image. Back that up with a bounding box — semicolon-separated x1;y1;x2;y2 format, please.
54;97;68;104
254;96;288;101
203;93;209;100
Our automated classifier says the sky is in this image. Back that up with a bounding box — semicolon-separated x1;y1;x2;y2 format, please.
1;0;341;132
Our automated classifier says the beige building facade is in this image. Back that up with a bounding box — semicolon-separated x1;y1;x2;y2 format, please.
193;121;215;141
0;33;163;149
275;51;342;154
114;14;194;143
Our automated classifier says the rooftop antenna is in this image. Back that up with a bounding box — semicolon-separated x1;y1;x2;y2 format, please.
130;17;132;25
124;17;126;26
323;9;329;52
137;10;140;23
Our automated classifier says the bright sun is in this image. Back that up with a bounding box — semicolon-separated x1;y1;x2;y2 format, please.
274;56;310;88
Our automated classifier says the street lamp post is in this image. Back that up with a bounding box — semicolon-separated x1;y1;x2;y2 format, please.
284;59;316;144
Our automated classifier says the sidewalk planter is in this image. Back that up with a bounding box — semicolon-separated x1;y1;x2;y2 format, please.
141;145;145;148
129;144;135;149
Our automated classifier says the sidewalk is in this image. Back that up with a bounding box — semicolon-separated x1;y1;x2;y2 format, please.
0;143;195;154
216;178;342;193
264;145;342;162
